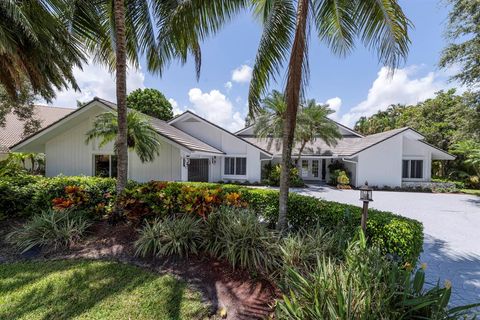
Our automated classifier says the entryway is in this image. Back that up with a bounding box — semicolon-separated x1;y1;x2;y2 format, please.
297;159;327;181
188;158;209;182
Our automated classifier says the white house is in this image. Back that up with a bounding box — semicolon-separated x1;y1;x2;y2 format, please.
11;97;454;188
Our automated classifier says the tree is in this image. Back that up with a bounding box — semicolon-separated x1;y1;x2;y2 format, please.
248;0;411;230
127;88;173;121
85;111;162;163
439;0;480;94
295;99;342;161
0;1;86;101
254;91;341;159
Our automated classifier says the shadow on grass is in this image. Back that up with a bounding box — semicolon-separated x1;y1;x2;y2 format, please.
0;260;200;320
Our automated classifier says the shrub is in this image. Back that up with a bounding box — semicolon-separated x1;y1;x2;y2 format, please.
263;163;305;187
276;232;479;319
204;206;279;274
134;215;203;258
6;209;91;253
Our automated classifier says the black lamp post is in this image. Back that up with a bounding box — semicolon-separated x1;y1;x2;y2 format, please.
359;181;373;233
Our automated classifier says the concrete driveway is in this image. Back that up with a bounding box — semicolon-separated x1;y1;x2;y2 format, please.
291;184;480;307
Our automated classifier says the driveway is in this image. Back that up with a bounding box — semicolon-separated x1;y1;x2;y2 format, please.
291;185;480;307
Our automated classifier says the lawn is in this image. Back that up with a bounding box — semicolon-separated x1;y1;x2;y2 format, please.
0;260;209;320
461;189;480;197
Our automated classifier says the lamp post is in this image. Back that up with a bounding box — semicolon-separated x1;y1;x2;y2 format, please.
359;181;373;233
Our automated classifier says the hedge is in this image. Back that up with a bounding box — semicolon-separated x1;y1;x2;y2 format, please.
0;177;423;263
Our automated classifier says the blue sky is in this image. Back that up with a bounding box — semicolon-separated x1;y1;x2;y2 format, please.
51;0;459;131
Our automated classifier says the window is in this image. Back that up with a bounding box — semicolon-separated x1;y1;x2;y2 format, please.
402;159;423;179
224;157;247;175
312;160;319;178
94;155;117;178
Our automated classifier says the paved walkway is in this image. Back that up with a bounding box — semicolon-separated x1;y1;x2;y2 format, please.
289;185;480;307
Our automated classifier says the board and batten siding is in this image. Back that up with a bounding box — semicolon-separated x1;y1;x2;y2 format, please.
45;113;182;182
172;119;262;182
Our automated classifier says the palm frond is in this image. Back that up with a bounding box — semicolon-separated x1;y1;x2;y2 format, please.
248;0;295;114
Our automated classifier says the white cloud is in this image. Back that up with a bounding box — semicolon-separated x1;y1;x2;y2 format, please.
231;65;252;83
224;81;233;91
324;97;342;121
187;88;245;132
339;65;449;127
48;59;145;107
168;98;184;115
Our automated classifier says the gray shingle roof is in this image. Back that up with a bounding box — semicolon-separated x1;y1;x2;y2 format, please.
0;105;74;153
95;98;224;154
243;127;410;157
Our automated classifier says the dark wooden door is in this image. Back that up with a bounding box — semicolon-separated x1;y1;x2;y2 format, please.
188;159;209;182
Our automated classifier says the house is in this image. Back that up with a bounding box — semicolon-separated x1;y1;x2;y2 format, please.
11;97;454;188
0;105;74;160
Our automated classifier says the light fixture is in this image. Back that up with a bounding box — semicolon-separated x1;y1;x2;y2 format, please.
359;181;373;233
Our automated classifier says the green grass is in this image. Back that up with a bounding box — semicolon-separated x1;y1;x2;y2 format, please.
461;189;480;197
0;260;209;320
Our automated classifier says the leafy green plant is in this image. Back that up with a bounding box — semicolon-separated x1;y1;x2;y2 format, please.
264;163;304;187
276;231;480;319
336;170;350;186
204;206;279;274
134;215;203;258
6;209;91;253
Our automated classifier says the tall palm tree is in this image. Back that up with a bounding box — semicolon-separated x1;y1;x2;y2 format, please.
248;0;411;230
254;90;287;151
85;111;162;163
295;99;342;161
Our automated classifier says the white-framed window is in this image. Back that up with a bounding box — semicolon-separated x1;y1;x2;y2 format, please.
224;157;247;176
402;159;423;179
94;154;117;178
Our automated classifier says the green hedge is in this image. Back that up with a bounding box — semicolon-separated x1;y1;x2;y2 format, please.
0;177;423;263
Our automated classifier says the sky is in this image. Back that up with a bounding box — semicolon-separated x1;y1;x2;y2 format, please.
49;0;460;132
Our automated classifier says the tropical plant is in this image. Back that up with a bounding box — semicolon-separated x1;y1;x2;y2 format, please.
295;99;342;160
85;111;162;163
6;209;91;253
127;88;174;120
204;206;279;274
134;215;204;258
248;0;411;230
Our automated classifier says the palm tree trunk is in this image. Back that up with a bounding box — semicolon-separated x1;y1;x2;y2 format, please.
277;0;309;231
113;0;128;217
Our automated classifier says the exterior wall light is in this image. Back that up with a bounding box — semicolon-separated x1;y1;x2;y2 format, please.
359;181;373;233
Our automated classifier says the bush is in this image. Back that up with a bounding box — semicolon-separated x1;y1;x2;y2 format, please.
0;175;117;221
134;215;204;258
262;163;305;187
204;206;279;274
276;232;479;319
6;209;91;253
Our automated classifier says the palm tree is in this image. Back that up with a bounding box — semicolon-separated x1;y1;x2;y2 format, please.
248;0;411;230
85;111;162;163
254;90;287;151
0;0;86;101
295;99;342;161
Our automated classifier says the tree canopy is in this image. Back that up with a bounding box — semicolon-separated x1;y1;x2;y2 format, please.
127;89;173;121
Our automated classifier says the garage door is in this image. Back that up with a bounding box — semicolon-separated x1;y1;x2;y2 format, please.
188;159;209;182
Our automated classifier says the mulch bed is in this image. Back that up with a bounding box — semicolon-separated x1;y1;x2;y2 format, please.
0;220;278;320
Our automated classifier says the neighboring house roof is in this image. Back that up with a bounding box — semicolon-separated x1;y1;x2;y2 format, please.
0;105;74;153
242;127;454;159
169;111;273;156
12;98;224;155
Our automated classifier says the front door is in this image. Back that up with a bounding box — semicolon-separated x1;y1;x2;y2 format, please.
188;159;209;182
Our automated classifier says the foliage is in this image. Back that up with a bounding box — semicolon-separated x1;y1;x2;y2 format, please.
439;0;480;92
6;209;91;253
263;163;304;187
204;206;279;274
127;88;173;121
276;232;480;319
0;176;116;221
354;90;480;181
134;215;204;258
335;170;350;186
0;260;208;319
253;91;341;157
85;111;163;163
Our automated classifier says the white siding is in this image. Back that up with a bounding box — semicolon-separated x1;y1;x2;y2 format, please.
172;118;262;182
356;134;403;188
45;110;182;181
402;137;432;182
